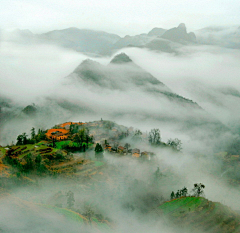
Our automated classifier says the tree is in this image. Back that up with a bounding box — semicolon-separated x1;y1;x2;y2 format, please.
132;129;142;142
35;154;42;165
167;138;182;151
66;191;75;209
154;167;162;179
170;191;175;200
124;143;131;155
95;143;104;159
192;183;205;197
22;133;28;145
52;137;56;148
149;129;161;145
95;143;103;153
180;187;188;197
73;128;88;149
175;190;180;198
23;153;34;172
83;203;95;224
16;134;23;145
31;127;36;140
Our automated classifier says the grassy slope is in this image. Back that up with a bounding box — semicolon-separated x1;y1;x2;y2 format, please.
41;204;112;232
157;197;240;233
50;140;93;149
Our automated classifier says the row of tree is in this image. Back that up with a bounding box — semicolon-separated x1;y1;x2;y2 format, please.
16;128;46;145
170;183;205;200
148;128;182;151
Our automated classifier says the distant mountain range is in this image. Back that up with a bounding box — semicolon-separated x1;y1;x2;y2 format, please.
0;23;197;55
2;23;240;56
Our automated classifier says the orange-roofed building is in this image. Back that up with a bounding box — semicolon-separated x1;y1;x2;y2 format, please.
105;145;112;152
132;153;140;158
46;129;69;141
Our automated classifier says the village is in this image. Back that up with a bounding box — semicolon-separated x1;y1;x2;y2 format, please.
45;120;155;160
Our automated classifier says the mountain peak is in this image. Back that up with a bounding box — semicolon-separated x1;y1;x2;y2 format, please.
161;23;196;43
110;53;132;64
178;23;186;30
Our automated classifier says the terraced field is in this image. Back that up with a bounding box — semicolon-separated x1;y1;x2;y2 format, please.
157;197;240;233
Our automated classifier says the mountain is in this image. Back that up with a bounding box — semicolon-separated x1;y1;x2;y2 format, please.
154;196;240;233
144;37;181;53
112;24;196;53
112;34;153;50
161;23;196;43
1;24;198;55
70;52;191;100
39;27;121;55
65;52;230;144
148;27;167;37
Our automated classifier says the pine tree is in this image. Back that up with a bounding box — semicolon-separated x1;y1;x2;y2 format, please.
95;143;104;159
31;127;36;139
170;191;175;200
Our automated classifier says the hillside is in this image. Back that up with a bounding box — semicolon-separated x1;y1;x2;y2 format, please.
154;197;240;233
0;192;112;233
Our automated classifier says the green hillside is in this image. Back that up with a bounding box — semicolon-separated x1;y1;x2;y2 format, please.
41;204;112;232
156;197;240;233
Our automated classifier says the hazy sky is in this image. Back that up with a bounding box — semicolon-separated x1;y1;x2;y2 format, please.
1;0;239;35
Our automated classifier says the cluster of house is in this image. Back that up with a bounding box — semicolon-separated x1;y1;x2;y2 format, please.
104;144;154;160
45;122;85;141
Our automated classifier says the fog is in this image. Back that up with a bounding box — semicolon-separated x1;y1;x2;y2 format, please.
1;0;240;36
1;28;240;232
1;40;239;148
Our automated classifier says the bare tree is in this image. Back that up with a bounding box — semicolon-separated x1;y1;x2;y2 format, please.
192;183;205;197
167;138;182;151
149;129;161;145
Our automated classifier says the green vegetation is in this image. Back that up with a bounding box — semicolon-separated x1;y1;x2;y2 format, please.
158;197;240;233
159;196;204;214
16;128;47;145
51;140;93;150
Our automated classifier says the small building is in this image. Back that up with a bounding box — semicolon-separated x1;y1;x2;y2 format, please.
104;145;112;152
117;146;126;153
132;148;140;154
132;153;140;158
